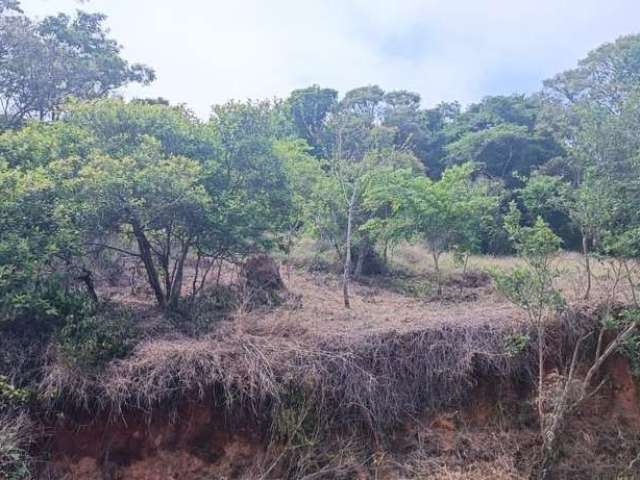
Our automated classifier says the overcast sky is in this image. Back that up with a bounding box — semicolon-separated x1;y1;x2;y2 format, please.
19;0;640;118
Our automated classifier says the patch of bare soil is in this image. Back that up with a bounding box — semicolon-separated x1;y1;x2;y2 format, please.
38;368;640;480
41;403;267;480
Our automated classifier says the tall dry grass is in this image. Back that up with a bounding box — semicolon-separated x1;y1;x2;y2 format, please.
0;412;33;480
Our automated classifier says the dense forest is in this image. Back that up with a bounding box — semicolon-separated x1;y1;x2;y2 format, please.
3;1;640;479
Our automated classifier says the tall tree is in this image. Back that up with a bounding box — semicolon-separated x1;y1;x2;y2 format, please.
443;95;562;187
286;85;337;156
0;5;154;129
544;34;640;110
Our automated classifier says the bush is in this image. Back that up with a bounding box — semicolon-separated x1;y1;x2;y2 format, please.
611;309;640;377
58;304;139;369
0;377;29;410
174;285;240;336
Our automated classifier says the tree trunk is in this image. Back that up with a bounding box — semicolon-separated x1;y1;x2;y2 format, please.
168;240;191;309
582;233;591;300
354;235;369;279
433;251;442;296
536;415;563;480
343;187;357;309
78;268;99;304
131;219;166;308
537;322;545;431
383;240;389;267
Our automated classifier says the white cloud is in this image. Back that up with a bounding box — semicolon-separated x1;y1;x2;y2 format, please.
19;0;640;117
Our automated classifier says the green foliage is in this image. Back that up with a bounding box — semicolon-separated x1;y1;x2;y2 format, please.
0;377;29;409
286;85;337;156
542;36;640;253
544;34;640;109
58;305;138;369
275;138;324;246
207;99;294;251
520;174;568;219
364;163;500;257
0;7;154;130
493;265;564;316
504;332;531;357
494;204;564;321
64;98;212;159
601;309;640;377
520;174;579;248
504;204;562;264
445;123;560;187
604;226;640;259
0;161;89;331
0;122;94;168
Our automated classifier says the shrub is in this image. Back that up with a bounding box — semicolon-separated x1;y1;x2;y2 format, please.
174;285;240;336
0;377;29;410
58;304;139;369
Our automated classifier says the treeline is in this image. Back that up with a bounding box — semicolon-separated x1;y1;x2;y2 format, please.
2;1;640;331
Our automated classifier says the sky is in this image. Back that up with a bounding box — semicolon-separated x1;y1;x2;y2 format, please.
19;0;640;118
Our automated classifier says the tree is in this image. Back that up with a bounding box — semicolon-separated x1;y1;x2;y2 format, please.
0;161;88;330
495;205;564;420
0;6;154;129
364;163;500;295
55;99;291;310
63;98;209;160
0;121;94;168
541;35;640;187
543;34;640;110
286;85;337;157
565;172;619;299
520;174;578;249
380;90;428;165
494;204;640;479
491;206;565;478
0;0;20;14
65;145;209;310
305;140;421;307
443;95;562;188
542;56;640;293
275;138;324;269
206;99;293;258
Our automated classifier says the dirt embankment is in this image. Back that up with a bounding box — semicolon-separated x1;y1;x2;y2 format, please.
39;356;640;480
33;309;640;480
42;403;264;480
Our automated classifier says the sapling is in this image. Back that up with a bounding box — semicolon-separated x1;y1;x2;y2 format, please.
495;204;640;479
492;203;564;427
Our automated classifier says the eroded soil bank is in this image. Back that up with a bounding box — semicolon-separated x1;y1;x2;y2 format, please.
36;354;640;480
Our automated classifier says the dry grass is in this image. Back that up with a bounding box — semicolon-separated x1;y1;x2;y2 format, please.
390;243;637;304
41;320;536;424
40;241;608;423
33;241;637;479
0;412;33;480
398;459;525;480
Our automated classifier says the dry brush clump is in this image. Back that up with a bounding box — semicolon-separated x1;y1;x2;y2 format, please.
34;303;613;479
0;412;33;480
40;321;545;434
